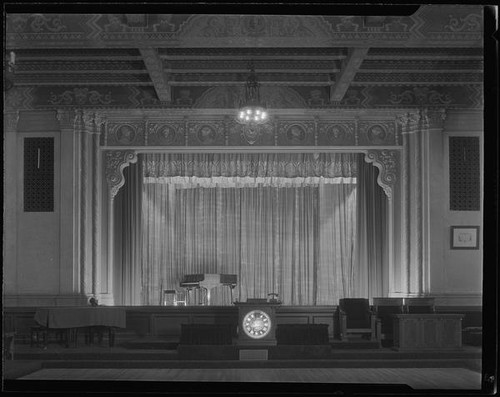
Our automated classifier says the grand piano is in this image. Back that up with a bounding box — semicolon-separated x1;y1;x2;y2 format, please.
179;274;237;305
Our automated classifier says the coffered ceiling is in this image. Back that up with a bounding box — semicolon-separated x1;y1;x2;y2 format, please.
4;6;484;110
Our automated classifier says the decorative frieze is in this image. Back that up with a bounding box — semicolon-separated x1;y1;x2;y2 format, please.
106;122;145;146
102;117;404;148
278;121;315;146
358;121;397;146
317;122;356;146
146;121;185;146
12;85;482;110
48;87;114;106
6;7;483;48
188;121;225;146
226;122;275;146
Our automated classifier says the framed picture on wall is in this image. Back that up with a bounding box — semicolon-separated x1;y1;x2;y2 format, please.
450;226;480;250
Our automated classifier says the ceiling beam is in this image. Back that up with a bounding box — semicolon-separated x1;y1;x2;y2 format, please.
139;47;171;103
330;47;369;102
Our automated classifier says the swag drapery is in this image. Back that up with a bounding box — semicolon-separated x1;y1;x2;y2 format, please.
114;153;386;306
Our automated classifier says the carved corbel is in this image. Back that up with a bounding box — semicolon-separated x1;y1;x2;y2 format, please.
105;150;138;199
364;149;399;199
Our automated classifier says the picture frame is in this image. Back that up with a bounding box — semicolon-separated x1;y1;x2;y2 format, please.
450;226;480;250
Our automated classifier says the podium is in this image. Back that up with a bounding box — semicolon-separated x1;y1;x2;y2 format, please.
235;300;281;347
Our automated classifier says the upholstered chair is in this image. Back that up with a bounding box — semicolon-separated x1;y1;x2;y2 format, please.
338;298;379;344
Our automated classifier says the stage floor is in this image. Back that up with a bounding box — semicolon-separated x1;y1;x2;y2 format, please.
14;367;482;389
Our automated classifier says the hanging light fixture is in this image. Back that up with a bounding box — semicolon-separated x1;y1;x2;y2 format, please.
237;61;268;125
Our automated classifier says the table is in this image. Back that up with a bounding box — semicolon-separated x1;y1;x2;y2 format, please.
392;313;464;351
34;307;126;347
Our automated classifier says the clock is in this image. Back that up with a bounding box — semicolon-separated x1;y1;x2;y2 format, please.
242;310;272;339
235;301;279;346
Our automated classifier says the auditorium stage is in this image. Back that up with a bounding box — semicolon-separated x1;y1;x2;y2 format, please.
4;304;482;345
3;304;484;392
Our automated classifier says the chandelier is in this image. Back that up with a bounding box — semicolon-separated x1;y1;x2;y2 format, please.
237;62;268;125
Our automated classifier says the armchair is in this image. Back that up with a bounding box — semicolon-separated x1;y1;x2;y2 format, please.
338;298;379;344
373;297;405;347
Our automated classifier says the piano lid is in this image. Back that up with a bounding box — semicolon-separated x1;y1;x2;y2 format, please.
180;273;237;288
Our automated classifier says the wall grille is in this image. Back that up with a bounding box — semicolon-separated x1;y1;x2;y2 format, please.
449;136;480;211
24;137;54;212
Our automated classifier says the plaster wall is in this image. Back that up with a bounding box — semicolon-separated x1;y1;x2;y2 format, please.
3;111;84;306
428;110;483;305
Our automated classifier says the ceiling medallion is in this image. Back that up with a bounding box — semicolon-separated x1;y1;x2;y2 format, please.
237;62;269;126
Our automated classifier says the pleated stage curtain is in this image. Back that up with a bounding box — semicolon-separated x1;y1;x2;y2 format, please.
114;153;386;306
114;161;143;305
355;157;388;299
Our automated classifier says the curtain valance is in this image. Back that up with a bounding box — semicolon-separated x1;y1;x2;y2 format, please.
142;153;358;180
143;176;356;188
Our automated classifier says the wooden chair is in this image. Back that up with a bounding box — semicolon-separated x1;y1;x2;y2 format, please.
30;326;48;348
3;332;15;360
163;289;187;306
404;297;435;313
373;297;405;347
338;298;379;344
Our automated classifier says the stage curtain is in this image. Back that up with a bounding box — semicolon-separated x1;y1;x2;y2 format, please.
115;153;386;306
316;182;357;304
113;162;143;305
139;153;359;306
354;157;388;299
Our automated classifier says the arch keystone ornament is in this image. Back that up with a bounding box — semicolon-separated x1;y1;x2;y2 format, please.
105;150;138;199
364;150;399;199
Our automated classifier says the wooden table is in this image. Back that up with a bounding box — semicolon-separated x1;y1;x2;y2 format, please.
34;307;126;347
392;313;464;351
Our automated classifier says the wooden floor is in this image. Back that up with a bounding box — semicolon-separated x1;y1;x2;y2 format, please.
18;367;481;389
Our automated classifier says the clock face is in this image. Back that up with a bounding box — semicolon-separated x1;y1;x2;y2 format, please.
242;310;272;339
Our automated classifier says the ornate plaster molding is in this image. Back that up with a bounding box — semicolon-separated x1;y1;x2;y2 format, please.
364;149;399;199
105;150;138;199
4;111;20;132
82;110;106;134
396;111;421;134
421;107;447;130
396;108;447;133
56;109;77;129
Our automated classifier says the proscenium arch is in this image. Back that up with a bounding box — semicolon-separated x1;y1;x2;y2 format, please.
103;146;400;305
